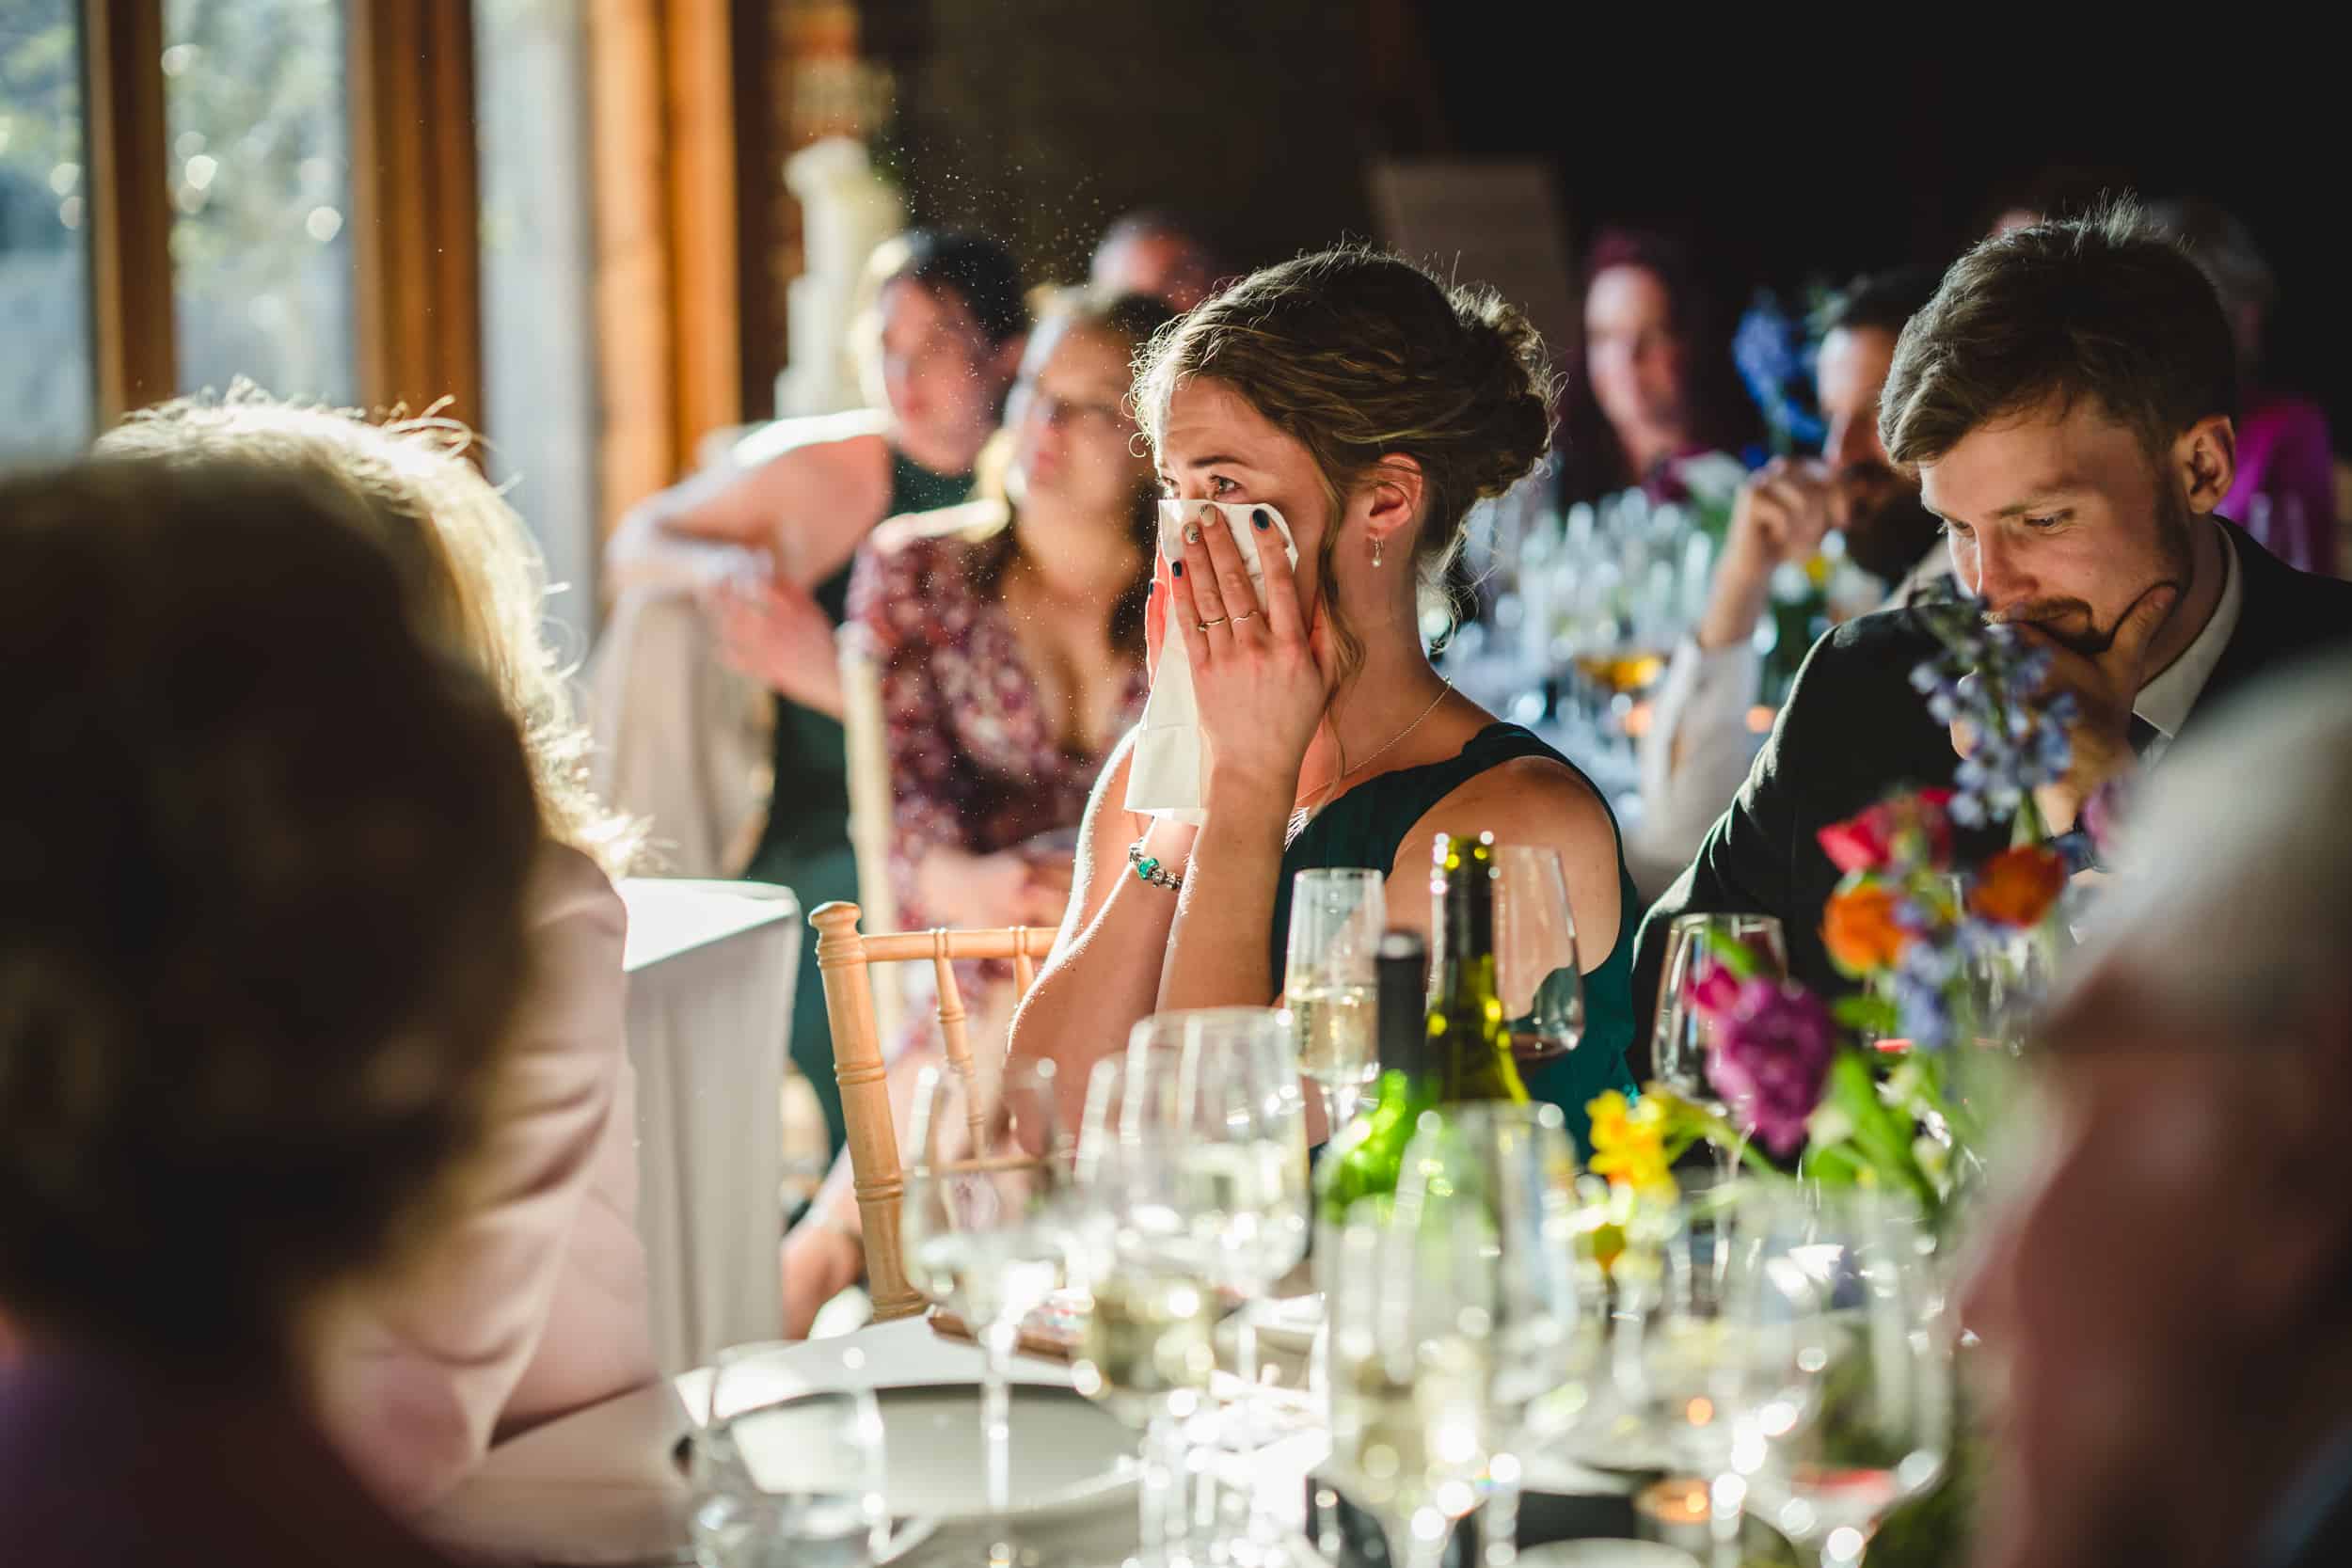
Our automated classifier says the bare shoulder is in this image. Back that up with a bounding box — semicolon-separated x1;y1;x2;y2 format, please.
746;428;890;503
1420;754;1615;852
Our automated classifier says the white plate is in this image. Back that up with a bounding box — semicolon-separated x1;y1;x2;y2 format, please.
734;1383;1137;1523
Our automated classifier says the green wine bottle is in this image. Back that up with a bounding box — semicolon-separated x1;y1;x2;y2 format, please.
1313;929;1438;1227
1428;832;1532;1105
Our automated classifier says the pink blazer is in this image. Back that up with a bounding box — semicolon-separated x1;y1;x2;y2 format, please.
316;842;657;1509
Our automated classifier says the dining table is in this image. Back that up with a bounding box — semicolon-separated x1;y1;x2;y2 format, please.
417;1307;1650;1568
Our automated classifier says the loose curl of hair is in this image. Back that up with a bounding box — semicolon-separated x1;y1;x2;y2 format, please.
0;456;541;1363
100;385;644;878
1131;245;1557;673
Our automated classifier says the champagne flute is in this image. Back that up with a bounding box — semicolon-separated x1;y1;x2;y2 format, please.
1399;1103;1605;1563
1283;868;1387;1131
1325;1192;1496;1568
1730;1188;1950;1568
1492;847;1584;1066
1651;913;1788;1183
899;1058;1073;1516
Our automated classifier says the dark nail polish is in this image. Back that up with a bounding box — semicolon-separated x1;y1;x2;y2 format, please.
1146;579;1156;597
1171;561;1184;578
1253;508;1270;531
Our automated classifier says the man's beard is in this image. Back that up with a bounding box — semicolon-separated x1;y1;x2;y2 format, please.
1989;487;2199;657
1841;467;1945;583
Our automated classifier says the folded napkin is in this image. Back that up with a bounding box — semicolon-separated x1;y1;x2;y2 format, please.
1124;499;1297;824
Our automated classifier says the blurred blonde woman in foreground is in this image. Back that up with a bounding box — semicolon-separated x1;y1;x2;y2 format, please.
101;388;656;1510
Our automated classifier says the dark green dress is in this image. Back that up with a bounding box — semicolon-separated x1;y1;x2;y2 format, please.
1271;722;1639;1158
742;444;976;1163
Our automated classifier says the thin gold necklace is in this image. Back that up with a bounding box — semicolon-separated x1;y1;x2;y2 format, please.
1297;683;1452;815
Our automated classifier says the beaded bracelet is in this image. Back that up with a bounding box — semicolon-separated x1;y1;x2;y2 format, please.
1126;841;1183;892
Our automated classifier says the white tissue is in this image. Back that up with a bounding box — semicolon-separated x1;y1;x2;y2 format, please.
1123;499;1299;825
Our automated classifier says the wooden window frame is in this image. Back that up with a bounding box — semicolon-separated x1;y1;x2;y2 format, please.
80;0;485;427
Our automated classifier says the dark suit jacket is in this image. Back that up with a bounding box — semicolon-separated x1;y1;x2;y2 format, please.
1631;519;2352;1050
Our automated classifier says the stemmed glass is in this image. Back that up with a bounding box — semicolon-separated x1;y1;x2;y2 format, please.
1492;847;1585;1068
1730;1188;1950;1568
1071;1052;1228;1565
690;1344;889;1568
1123;1010;1311;1440
1652;913;1789;1182
1283;868;1388;1131
1324;1191;1497;1568
899;1058;1074;1516
1398;1102;1606;1565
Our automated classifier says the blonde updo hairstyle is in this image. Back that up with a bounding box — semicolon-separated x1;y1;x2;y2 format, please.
100;385;643;878
1132;245;1557;673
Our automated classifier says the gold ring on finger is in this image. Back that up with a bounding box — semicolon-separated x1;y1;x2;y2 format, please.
1200;615;1228;628
1230;609;1258;624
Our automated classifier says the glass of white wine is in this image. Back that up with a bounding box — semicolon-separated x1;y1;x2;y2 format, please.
1325;1193;1496;1568
899;1058;1073;1516
1073;1053;1230;1565
1283;867;1386;1132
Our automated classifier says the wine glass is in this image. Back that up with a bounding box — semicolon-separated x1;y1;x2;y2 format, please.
1072;1053;1228;1566
691;1344;888;1568
1730;1188;1950;1568
1283;867;1387;1130
1324;1192;1496;1568
1123;1009;1311;1448
1652;913;1789;1182
1398;1103;1606;1562
1493;846;1585;1067
900;1058;1074;1515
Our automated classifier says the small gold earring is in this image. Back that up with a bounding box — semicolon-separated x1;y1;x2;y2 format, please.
1371;536;1384;569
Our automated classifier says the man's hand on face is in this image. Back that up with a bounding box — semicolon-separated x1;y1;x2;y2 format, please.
2013;583;2180;834
1695;458;1846;652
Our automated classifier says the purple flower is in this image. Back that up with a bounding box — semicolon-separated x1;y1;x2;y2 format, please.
1707;979;1836;1157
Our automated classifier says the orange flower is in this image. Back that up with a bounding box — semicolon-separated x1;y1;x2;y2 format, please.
1822;882;1911;975
1971;844;2068;927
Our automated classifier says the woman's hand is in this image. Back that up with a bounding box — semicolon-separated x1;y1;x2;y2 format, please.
1168;506;1335;807
707;572;843;714
916;846;1075;930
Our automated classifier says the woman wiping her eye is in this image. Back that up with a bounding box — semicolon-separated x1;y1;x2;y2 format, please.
1008;246;1640;1152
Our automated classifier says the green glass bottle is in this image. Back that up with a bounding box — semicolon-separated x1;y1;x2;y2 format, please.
1428;832;1532;1105
1313;929;1439;1226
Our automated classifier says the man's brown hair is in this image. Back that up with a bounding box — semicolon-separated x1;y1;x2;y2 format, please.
1879;195;2238;468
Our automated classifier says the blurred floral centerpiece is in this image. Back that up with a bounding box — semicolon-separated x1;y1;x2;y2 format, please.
1595;588;2079;1228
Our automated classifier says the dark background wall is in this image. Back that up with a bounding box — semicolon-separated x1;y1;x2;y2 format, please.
861;9;2349;445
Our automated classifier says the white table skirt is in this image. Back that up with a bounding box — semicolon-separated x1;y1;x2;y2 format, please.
620;878;801;1375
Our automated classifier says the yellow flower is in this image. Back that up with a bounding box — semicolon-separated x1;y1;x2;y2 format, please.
1584;1089;1675;1196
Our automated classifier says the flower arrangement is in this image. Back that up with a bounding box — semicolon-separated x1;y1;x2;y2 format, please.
1590;588;2080;1226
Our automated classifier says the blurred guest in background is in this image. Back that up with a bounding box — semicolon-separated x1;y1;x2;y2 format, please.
103;391;656;1509
603;228;1026;1163
1636;199;2352;1021
1979;161;2130;237
1963;650;2352;1568
1563;228;1756;510
0;457;540;1564
1630;266;1947;886
779;291;1168;1335
1089;208;1225;313
1010;246;1639;1148
2147;197;2338;577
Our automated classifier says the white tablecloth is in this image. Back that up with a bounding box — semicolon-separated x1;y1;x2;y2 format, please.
420;1318;1324;1566
620;878;801;1374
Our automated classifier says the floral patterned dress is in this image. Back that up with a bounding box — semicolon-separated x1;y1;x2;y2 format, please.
846;520;1148;982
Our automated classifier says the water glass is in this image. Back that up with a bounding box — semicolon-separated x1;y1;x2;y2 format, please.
1324;1194;1496;1568
1493;847;1585;1065
1651;913;1788;1180
900;1058;1073;1514
1729;1188;1950;1567
691;1347;886;1568
1283;867;1388;1129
